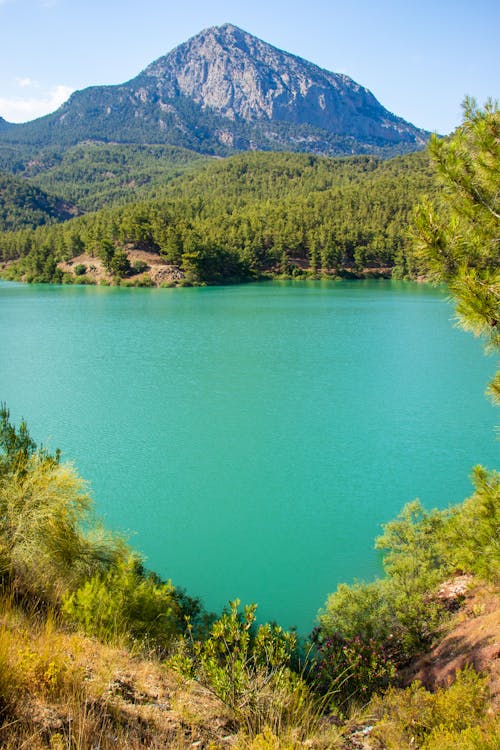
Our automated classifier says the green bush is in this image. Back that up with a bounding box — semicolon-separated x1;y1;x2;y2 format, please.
318;474;499;681
312;632;395;710
0;457;124;603
0;406;202;652
369;667;496;749
375;500;451;653
134;274;155;287
318;500;453;670
131;259;148;274
178;599;334;740
318;579;393;643
0;406;122;604
62;555;181;651
187;600;295;708
443;466;500;582
109;249;131;277
171;598;314;735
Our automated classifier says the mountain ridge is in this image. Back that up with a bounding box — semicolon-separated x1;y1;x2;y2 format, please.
0;24;428;158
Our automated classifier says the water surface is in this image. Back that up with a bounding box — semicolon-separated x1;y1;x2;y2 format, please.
0;279;497;630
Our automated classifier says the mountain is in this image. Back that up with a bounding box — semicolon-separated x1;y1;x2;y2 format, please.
0;24;428;157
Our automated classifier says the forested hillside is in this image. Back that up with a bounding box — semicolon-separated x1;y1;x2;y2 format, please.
0;170;76;232
0;149;434;285
0;142;209;212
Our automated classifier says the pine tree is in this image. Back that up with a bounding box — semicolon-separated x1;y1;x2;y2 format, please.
413;98;500;401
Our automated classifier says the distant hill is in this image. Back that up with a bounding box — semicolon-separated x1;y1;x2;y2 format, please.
0;24;429;158
0;170;76;232
5;142;209;212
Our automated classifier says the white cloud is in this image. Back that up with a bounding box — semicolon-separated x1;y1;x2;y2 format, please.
0;84;74;123
16;77;39;89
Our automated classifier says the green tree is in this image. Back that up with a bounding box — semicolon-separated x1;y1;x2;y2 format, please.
413;98;500;400
442;466;500;582
97;238;115;271
109;248;131;278
0;405;119;603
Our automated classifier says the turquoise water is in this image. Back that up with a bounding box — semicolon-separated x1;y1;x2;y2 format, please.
0;279;497;631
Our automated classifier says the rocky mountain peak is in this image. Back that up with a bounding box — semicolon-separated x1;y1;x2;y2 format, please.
0;24;428;157
137;24;426;144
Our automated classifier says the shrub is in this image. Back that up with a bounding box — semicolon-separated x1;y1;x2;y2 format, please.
175;599;323;739
74;264;86;276
443;466;500;582
62;555;181;652
313;633;395;710
420;723;500;750
369;667;494;749
318;579;393;643
0;406;124;605
0;457;119;602
134;274;155;287
188;600;296;709
109;249;131;277
131;259;148;274
318;500;453;670
375;500;452;653
0;623;20;718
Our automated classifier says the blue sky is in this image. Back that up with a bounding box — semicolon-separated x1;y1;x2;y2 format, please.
0;0;498;133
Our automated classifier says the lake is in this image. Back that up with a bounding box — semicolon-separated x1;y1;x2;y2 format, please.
0;279;497;631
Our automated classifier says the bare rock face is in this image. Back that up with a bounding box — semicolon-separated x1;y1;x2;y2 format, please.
141;24;424;145
0;24;428;156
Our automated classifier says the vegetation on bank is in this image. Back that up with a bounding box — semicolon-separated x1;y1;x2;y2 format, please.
0;149;434;285
0;101;498;747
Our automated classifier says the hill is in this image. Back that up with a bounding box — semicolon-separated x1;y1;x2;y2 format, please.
0;142;209;212
0;170;76;232
0;150;435;283
0;24;428;158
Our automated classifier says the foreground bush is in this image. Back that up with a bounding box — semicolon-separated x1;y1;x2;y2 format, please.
443;466;500;582
171;599;339;743
312;632;395;711
318;471;499;675
0;405;123;604
63;555;182;652
0;405;197;652
369;667;499;749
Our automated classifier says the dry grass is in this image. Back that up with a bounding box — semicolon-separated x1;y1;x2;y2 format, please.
0;594;348;749
0;594;235;749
